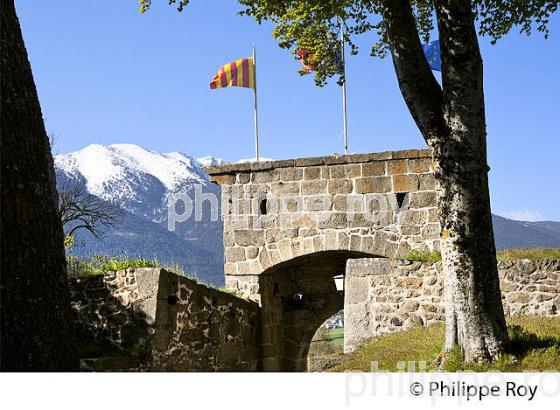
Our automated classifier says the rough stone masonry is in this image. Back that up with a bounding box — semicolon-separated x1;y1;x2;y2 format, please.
344;258;560;353
204;149;440;300
70;268;261;371
205;149;442;370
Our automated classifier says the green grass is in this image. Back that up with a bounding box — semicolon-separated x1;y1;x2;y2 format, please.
330;324;445;372
67;255;160;278
327;328;345;350
399;250;442;263
309;327;346;357
398;248;560;264
328;316;560;372
496;248;560;262
67;254;192;279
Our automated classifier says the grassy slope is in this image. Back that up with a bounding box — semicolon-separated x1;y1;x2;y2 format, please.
399;248;560;263
328;316;560;372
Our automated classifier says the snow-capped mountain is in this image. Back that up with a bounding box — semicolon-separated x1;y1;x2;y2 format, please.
55;144;225;285
55;143;224;217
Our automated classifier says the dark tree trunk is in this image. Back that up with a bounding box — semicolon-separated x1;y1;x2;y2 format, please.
1;0;77;370
434;0;507;362
381;0;507;362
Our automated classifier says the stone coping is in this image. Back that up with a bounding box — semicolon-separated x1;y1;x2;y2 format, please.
204;149;432;175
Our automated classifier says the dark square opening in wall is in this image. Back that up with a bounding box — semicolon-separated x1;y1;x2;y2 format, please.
259;198;268;215
396;192;407;209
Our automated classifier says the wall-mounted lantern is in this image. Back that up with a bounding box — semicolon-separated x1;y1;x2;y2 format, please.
333;274;344;291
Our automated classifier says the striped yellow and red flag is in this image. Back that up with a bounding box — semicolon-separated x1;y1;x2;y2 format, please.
209;57;255;90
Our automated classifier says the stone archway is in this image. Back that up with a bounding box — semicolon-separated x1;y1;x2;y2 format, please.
256;250;380;371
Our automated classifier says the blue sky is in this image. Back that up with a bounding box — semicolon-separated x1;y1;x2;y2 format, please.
16;1;560;221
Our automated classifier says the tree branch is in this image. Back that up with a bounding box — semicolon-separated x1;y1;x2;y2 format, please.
380;0;446;145
58;179;122;240
435;0;487;163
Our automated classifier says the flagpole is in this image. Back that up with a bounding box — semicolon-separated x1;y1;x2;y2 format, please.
340;25;349;155
253;44;260;162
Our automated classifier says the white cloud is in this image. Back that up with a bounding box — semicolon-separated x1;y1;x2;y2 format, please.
498;209;545;222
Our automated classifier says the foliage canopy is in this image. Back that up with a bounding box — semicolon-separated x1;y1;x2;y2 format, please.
138;0;557;85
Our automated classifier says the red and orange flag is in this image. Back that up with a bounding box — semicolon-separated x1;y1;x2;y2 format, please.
297;49;315;72
210;57;255;90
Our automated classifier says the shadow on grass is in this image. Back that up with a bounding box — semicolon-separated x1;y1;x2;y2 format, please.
445;323;560;372
507;325;560;358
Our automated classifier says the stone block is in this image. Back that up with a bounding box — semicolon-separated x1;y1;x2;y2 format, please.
304;167;321;180
224;263;237;275
317;213;348;229
313;236;325;252
362;162;385;176
265;228;298;243
324;156;348;165
345;276;369;302
333;195;349;211
289;213;316;229
401;300;420;312
237;173;250;184
329;165;346;179
251;171;278;184
324;230;338;250
508;292;531;304
211;174;236;185
345;164;362;178
225;247;246;263
328;179;353;194
299;236;313;253
408;158;431;173
284;198;301;212
271;181;300;195
235;230;265;246
387;160;408;175
410;191;437;209
300;228;318;237
355;177;392;193
245;246;259;260
279;167;303;181
338;232;350;249
392;174;419;192
427;207;439;223
301;180;327;195
278;240;293;260
419;174;437;190
295;157;324;167
421;223;440;238
304;195;332;212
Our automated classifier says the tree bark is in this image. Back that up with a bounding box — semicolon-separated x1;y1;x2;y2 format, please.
381;0;508;362
1;0;77;370
434;0;507;362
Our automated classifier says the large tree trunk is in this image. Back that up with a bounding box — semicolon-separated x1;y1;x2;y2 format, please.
381;0;507;362
1;0;77;370
434;0;507;362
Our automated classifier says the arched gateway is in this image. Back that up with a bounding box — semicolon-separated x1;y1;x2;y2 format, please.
205;149;440;371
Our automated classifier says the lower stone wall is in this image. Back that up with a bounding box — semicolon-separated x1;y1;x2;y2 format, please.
70;270;148;356
344;258;560;353
150;269;261;371
70;268;261;371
